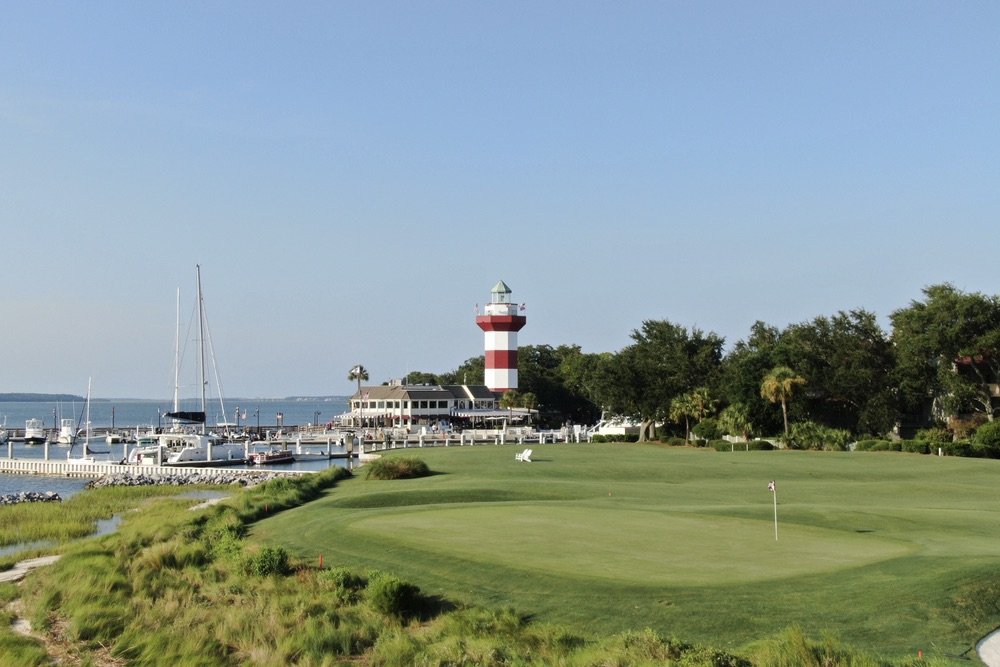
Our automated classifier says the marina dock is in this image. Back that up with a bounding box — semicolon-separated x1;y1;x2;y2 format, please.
0;459;312;479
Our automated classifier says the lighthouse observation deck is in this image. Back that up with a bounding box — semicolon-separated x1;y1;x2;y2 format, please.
483;302;521;317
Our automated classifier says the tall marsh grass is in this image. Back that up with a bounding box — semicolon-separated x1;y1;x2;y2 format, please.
0;484;208;548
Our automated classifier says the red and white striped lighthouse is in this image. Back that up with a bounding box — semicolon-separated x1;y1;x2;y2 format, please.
476;280;526;393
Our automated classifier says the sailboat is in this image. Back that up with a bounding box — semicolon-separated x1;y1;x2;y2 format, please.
67;378;98;463
127;266;247;467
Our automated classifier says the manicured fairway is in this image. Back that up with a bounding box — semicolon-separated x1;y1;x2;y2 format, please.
253;443;1000;660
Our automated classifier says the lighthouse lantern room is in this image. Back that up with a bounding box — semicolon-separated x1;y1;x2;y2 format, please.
476;280;527;393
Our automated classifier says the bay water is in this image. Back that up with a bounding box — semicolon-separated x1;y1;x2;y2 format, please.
0;397;355;497
0;396;350;433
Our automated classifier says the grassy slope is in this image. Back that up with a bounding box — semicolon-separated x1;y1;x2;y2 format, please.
252;443;1000;660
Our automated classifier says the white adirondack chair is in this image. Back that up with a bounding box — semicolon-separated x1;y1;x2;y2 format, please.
515;448;532;462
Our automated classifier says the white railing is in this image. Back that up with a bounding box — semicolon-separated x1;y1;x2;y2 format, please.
0;459;310;478
357;427;587;454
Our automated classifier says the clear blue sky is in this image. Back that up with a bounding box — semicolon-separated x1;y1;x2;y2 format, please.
1;2;997;399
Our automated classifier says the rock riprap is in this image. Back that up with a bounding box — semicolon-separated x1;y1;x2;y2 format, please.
0;491;62;505
86;470;301;489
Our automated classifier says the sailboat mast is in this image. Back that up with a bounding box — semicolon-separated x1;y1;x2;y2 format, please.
173;288;181;418
196;265;208;435
85;377;92;455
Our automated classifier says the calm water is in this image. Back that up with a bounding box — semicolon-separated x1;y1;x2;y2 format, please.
0;397;350;432
0;395;356;497
0;474;92;500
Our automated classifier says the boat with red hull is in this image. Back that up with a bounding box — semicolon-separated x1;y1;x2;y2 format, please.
250;448;295;465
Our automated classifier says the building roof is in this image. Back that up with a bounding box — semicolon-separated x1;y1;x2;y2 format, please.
491;280;512;294
350;384;498;401
443;384;495;400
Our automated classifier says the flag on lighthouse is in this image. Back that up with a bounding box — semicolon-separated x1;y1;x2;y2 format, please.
768;480;776;492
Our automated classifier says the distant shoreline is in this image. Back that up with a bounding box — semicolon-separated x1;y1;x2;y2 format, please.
0;394;86;402
0;394;349;403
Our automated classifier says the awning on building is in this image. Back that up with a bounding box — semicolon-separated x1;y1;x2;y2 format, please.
450;409;535;420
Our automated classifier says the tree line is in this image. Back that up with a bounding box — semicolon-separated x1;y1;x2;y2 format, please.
407;284;1000;445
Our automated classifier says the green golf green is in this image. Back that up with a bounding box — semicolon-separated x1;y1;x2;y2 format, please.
347;504;912;586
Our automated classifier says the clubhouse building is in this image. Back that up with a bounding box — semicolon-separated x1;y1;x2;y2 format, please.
344;381;533;428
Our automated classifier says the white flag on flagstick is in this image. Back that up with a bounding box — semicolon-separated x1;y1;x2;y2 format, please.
768;480;775;492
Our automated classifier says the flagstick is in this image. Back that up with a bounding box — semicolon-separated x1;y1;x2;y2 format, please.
772;487;779;541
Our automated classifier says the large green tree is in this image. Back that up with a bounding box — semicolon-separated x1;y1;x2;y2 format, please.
719;321;783;436
774;310;896;435
555;349;608;424
593;320;724;441
517;345;600;426
439;357;486;386
891;284;1000;422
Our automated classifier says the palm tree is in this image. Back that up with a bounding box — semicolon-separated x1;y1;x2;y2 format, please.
347;365;369;426
760;366;807;436
670;387;716;444
719;403;755;441
669;392;699;444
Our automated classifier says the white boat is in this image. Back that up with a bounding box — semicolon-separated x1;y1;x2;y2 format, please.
24;418;46;445
127;266;247;468
56;418;78;446
127;431;245;466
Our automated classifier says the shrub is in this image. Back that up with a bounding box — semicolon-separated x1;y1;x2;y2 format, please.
364;456;431;480
242;546;290;577
591;433;643;443
747;440;775;451
973;420;1000;451
854;439;894;452
659;436;687;446
712;439;774;452
692;417;721;441
786;422;851;451
914;426;950;442
900;440;930;455
973;443;1000;459
365;570;421;619
940;441;976;457
322;566;366;605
